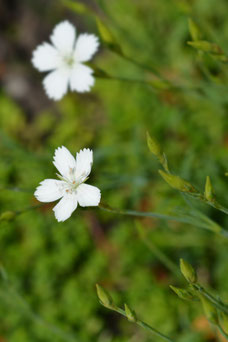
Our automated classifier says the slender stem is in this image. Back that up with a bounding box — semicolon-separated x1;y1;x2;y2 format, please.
193;284;228;315
99;203;196;222
217;324;228;340
137;226;180;277
114;52;204;94
15;204;44;215
210;200;228;215
112;306;175;342
101;75;157;87
0;186;33;193
98;203;228;238
172;186;228;216
119;52;160;76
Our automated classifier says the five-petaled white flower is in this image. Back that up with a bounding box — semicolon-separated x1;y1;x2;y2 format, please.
34;147;101;222
32;20;99;100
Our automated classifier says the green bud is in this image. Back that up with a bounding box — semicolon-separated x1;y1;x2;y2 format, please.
199;294;218;324
188;18;201;41
159;170;197;193
124;303;137;322
187;40;223;55
169;285;194;301
146;132;162;157
96;284;114;308
220;312;228;334
180;259;197;283
0;211;16;221
204;176;214;202
95;18;123;54
147;133;169;172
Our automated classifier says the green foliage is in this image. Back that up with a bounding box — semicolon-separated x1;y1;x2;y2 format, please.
0;0;228;341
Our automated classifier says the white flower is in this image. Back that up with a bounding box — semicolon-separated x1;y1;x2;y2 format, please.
34;147;101;222
32;20;99;100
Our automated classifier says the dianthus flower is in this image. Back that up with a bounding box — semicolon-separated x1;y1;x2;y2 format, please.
32;21;99;100
35;147;101;222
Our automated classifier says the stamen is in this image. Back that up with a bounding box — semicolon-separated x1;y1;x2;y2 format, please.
63;54;75;67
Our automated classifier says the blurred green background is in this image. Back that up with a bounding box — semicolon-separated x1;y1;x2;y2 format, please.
0;0;228;341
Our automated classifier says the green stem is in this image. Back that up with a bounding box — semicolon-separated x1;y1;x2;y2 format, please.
217;324;228;340
99;203;196;222
114;52;204;94
101;75;157;86
119;52;160;76
193;284;228;315
139;233;180;277
112;306;175;342
136;222;180;277
98;203;228;238
0;186;33;193
216;325;228;340
209;200;228;215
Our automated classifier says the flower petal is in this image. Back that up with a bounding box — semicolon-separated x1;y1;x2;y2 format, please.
53;193;77;222
69;64;94;93
77;184;101;207
43;68;70;100
32;43;60;72
75;148;93;181
50;20;76;54
34;179;64;202
53;146;76;179
74;33;99;62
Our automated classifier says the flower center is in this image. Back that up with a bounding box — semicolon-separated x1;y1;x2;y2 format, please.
57;170;89;195
63;54;75;68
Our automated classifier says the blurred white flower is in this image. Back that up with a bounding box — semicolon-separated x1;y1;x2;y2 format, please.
35;147;101;222
32;21;99;100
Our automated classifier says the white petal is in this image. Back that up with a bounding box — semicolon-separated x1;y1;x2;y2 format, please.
53;193;77;222
69;64;94;93
34;179;64;202
77;184;101;207
43;68;70;100
53;146;76;179
50;20;76;54
74;34;99;62
32;43;60;72
75;148;93;181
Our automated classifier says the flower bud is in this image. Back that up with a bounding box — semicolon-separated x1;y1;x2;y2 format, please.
146;132;162;157
159;170;197;193
180;259;197;283
124;303;137;322
96;284;114;308
147;133;169;172
170;285;194;301
0;211;16;221
199;294;218;324
204;176;214;202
